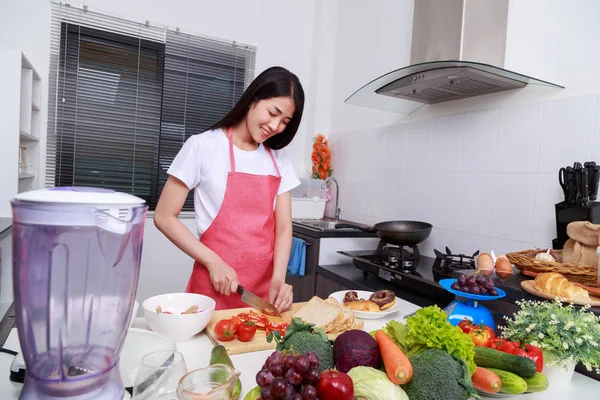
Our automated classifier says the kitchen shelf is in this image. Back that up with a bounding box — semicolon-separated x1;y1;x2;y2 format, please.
19;130;39;142
0;50;42;215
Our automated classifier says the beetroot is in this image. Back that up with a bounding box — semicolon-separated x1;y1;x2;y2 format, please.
333;330;381;373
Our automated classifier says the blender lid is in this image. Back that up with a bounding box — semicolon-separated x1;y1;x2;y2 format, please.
14;187;146;206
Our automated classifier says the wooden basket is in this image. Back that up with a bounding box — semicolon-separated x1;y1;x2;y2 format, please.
506;249;599;288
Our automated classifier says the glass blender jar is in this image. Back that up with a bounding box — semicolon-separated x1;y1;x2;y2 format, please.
11;187;147;399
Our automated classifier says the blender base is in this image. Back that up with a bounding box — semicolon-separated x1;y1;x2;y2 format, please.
19;366;125;400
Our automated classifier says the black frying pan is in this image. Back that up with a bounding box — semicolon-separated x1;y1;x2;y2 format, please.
336;220;433;246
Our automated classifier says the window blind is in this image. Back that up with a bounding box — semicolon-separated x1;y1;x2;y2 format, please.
46;2;257;210
159;28;256;210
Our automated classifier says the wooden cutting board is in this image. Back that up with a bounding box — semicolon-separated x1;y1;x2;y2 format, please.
521;280;600;306
205;302;308;355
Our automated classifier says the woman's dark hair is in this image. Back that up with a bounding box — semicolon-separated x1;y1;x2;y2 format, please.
209;66;305;150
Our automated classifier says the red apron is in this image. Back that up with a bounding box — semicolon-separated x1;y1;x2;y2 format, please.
186;127;282;310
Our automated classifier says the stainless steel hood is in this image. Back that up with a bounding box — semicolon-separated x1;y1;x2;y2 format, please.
345;0;563;114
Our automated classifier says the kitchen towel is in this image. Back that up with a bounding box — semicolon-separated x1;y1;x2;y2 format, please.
287;237;306;276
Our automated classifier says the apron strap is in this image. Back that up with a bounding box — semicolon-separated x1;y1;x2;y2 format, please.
265;147;282;178
227;126;236;172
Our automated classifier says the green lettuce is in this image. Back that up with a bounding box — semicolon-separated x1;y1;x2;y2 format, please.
347;366;409;400
380;306;476;373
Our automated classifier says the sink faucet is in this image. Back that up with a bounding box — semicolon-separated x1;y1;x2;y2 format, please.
326;177;341;221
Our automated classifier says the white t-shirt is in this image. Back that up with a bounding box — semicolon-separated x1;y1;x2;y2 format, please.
167;128;300;235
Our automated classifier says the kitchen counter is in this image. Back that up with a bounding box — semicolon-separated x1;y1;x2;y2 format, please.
0;297;599;399
0;217;11;242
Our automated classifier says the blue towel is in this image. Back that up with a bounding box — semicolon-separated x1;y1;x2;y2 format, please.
288;237;306;276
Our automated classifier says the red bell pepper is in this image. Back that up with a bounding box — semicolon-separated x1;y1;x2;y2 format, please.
488;338;543;372
514;344;544;372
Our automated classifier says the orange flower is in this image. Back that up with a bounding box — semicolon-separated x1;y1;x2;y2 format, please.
311;134;333;180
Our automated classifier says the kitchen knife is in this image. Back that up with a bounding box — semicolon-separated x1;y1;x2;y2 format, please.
574;166;583;206
403;301;457;319
592;166;600;201
584;162;596;198
237;285;282;318
582;168;590;207
566;167;576;204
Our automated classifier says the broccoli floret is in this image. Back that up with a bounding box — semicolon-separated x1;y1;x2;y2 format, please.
277;330;334;371
403;348;479;400
268;319;335;372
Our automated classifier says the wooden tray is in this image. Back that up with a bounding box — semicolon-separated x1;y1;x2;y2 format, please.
520;280;600;306
521;270;600;296
205;302;342;355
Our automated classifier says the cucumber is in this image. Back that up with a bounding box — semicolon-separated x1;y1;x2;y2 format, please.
473;346;537;378
210;345;242;399
487;368;528;395
524;372;549;392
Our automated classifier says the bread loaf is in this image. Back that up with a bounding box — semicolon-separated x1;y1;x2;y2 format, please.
291;296;344;333
534;272;591;303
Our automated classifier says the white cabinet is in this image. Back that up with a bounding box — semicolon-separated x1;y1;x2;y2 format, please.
0;51;41;216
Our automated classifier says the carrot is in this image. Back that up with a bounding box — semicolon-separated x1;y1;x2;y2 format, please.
472;366;502;394
374;330;413;384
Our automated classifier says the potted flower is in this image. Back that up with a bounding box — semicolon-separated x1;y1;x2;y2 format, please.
499;299;600;386
311;134;332;180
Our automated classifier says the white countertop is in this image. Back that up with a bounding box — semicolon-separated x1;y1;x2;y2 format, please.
1;297;599;399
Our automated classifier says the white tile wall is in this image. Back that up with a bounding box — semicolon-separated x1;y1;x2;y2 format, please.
330;93;600;257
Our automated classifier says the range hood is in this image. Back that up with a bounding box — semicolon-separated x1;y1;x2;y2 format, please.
345;0;563;114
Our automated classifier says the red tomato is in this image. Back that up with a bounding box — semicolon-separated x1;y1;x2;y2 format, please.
469;329;490;347
237;321;257;342
480;324;496;340
214;319;238;342
458;319;476;334
316;369;354;400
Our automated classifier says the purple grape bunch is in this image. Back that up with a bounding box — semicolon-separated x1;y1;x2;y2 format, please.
256;350;321;400
451;273;498;296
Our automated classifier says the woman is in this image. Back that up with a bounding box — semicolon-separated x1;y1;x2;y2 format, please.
154;66;304;312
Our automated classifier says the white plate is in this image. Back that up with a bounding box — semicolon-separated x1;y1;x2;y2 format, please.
328;290;400;320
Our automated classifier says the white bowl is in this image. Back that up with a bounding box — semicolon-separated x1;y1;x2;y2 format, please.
119;328;176;388
142;293;215;342
129;300;139;328
329;290;401;320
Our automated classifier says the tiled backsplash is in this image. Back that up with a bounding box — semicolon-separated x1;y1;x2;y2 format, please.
329;93;600;258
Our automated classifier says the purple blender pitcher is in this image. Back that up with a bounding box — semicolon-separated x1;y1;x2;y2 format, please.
11;187;147;399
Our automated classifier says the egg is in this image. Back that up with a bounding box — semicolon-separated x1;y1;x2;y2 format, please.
477;253;495;277
495;257;513;279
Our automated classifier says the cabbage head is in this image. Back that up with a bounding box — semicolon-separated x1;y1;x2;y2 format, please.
347;366;409;400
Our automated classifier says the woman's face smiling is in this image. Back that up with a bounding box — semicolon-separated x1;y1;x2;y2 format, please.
246;96;295;145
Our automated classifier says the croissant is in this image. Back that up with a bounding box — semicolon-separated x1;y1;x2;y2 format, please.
534;272;591;303
343;299;380;312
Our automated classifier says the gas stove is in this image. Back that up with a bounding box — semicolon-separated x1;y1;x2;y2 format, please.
431;247;479;280
338;241;435;285
373;241;421;272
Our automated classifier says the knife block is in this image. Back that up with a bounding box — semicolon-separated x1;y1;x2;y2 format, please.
555;201;600;242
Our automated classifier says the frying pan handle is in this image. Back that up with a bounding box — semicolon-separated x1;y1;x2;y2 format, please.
335;223;377;233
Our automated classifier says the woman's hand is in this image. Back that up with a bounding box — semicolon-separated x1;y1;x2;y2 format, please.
205;258;239;296
269;279;293;312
